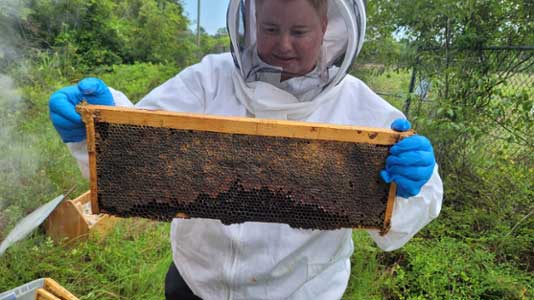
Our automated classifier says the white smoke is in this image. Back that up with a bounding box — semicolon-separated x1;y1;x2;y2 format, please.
0;74;22;108
0;76;42;207
0;1;50;236
0;0;25;14
0;0;25;65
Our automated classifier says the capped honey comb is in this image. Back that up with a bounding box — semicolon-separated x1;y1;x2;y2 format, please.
78;105;411;234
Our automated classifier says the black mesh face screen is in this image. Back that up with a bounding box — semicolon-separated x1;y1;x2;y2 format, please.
93;121;393;230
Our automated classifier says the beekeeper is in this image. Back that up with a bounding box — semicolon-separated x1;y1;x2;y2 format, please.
49;0;443;299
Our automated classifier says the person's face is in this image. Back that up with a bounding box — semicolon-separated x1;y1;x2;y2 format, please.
256;0;327;80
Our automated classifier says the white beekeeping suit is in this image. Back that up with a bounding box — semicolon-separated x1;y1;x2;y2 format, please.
67;0;443;299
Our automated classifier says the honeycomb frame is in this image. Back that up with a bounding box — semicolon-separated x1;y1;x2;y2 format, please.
78;105;412;234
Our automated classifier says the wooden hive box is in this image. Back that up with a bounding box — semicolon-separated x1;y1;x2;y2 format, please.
78;105;411;234
43;191;117;243
0;278;79;300
36;278;79;300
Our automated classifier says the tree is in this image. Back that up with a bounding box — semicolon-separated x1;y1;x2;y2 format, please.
10;0;197;70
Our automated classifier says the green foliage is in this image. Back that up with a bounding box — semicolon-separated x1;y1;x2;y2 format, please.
350;67;410;109
97;63;181;103
381;237;532;300
119;0;197;67
375;0;534;49
0;220;171;300
199;29;231;55
381;0;534;282
344;232;387;300
358;0;403;66
8;0;198;72
350;2;533;290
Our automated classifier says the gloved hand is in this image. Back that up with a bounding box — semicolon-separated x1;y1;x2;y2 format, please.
49;78;114;143
380;118;436;198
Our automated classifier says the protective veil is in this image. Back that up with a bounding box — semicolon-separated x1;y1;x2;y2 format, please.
227;0;366;119
65;1;443;299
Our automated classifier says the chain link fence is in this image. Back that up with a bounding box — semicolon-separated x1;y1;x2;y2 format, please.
404;46;534;117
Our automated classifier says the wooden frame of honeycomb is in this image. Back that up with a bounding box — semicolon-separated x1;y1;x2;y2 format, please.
78;105;412;234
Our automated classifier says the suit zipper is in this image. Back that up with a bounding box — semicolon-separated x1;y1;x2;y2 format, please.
227;225;242;300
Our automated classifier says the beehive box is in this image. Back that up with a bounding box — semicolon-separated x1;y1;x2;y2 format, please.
78;105;411;234
0;278;78;300
43;191;117;243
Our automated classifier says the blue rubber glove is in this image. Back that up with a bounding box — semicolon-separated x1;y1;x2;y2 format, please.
49;78;114;142
380;118;436;198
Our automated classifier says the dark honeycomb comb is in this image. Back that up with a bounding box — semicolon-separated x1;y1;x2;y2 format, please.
78;105;412;234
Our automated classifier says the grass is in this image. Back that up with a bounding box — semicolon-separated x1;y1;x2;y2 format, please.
344;231;387;300
0;219;171;300
0;224;391;300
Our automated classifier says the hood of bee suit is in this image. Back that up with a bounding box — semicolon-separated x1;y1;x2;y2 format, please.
226;0;366;120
